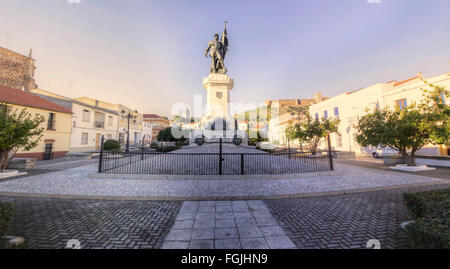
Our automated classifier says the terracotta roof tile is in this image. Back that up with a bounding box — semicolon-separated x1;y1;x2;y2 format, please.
0;85;72;114
143;113;161;118
393;75;421;87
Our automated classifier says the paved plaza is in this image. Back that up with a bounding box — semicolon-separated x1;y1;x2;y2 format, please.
0;153;448;249
0;161;446;199
1;183;448;249
162;200;296;249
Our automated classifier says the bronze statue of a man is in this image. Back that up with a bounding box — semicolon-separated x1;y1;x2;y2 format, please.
204;23;228;74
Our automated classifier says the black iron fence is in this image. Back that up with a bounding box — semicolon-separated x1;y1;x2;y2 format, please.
98;150;333;175
97;135;334;175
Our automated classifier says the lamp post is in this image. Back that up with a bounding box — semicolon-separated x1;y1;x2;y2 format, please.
121;109;138;153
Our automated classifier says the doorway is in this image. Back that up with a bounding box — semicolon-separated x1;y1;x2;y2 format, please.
43;143;53;160
95;133;101;150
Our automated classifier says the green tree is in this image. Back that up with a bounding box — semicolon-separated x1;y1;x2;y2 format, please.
0;103;45;172
286;105;307;123
288;115;340;155
157;127;175;142
157;127;188;145
419;82;449;146
356;84;449;166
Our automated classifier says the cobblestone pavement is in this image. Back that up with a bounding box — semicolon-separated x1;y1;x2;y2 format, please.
1;184;448;249
335;159;450;180
265;183;450;249
162;200;296;249
1;159;98;182
0;196;181;249
34;159;98;170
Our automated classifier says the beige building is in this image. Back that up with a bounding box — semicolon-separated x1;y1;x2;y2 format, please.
309;72;450;156
0;85;72;160
143;114;170;142
32;89;120;152
75;97;143;145
267;93;328;146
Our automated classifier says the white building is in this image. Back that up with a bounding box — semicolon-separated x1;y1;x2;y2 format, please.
33;91;120;152
309;72;450;156
142;121;153;143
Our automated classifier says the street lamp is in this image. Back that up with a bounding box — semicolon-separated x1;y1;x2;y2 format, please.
121;109;138;153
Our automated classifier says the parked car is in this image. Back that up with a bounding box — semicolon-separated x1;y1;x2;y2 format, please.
371;145;400;158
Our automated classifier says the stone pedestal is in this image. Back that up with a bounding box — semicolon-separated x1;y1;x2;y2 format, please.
200;73;237;142
202;73;234;121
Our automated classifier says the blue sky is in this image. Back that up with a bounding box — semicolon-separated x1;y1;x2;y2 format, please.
1;0;449;116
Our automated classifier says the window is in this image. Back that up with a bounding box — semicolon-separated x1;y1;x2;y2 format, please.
396;99;407;110
81;133;88;145
323;110;328;119
82;110;90;122
108;116;113;126
47;112;55;130
119;133;125;143
315;113;319;120
334;107;339;117
107;134;112;140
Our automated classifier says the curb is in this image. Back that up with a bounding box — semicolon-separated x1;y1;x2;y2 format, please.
88;170;341;180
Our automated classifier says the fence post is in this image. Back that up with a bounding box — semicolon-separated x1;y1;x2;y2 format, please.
288;139;291;159
240;154;244;175
141;138;144;161
219;138;223;175
327;134;334;171
98;135;104;173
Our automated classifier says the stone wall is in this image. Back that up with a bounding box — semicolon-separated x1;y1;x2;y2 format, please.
0;47;37;91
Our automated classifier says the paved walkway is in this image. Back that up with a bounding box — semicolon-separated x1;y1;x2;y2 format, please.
336;159;450;180
162;200;296;249
0;162;445;199
174;143;265;154
0;196;181;249
1;183;448;249
266;183;450;249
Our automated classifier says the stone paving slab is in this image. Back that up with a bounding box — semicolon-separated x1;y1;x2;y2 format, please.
162;200;296;249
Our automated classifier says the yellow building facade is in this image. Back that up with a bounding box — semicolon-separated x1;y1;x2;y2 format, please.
1;85;72;160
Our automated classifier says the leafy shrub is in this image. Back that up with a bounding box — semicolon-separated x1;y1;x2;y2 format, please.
405;217;449;249
0;202;14;248
156;146;180;152
403;189;450;249
150;142;158;148
403;189;449;219
103;139;121;151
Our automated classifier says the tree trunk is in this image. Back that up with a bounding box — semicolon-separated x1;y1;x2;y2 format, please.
311;142;317;155
402;152;416;166
0;150;12;172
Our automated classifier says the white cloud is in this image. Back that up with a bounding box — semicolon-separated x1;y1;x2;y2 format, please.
67;0;81;4
367;0;382;4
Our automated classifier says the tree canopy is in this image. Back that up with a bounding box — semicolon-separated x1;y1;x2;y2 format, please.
355;83;449;166
0;103;45;171
286;114;340;154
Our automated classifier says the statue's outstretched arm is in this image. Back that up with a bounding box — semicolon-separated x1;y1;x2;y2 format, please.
204;42;211;57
